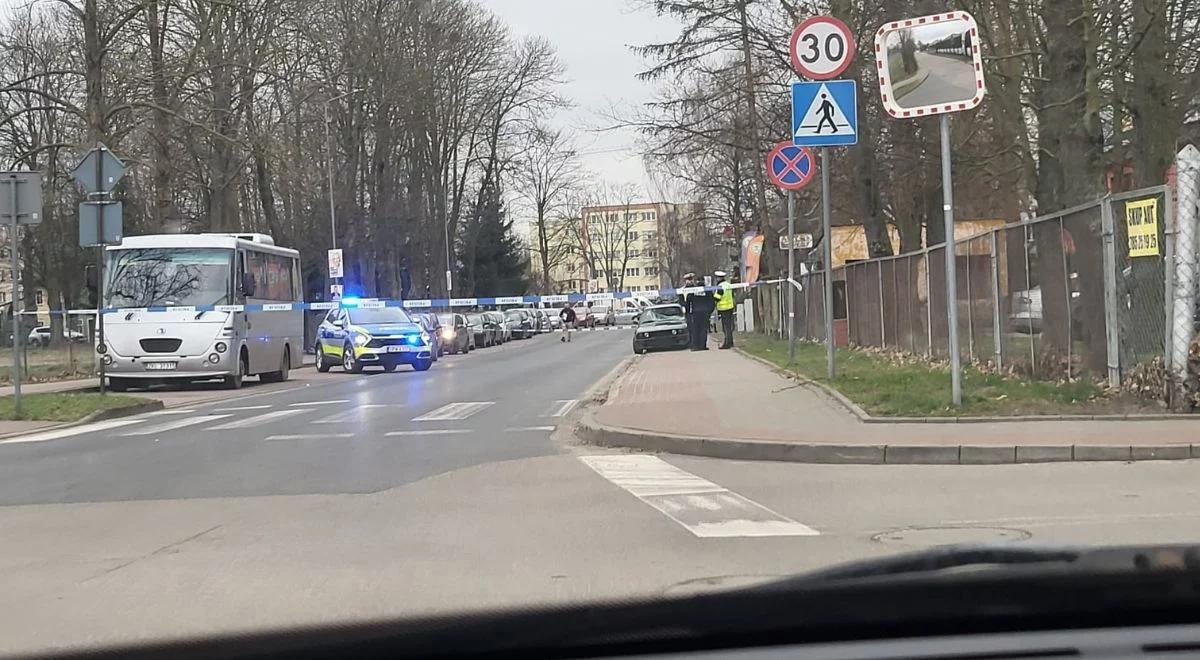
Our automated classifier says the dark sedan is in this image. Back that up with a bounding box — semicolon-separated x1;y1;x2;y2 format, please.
505;309;534;339
467;312;498;347
632;304;690;354
436;313;473;354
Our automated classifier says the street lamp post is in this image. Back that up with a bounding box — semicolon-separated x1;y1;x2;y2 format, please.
323;88;364;251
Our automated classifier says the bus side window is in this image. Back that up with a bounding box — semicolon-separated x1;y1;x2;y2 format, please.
235;252;246;302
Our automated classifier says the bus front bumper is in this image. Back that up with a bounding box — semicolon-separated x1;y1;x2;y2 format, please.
99;350;236;379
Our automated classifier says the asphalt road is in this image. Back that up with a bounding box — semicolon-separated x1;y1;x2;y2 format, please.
898;51;977;107
2;328;1200;655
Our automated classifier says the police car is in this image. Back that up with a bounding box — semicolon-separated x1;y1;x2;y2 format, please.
314;302;434;373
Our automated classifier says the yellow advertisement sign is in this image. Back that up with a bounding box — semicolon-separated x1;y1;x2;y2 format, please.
1125;198;1160;258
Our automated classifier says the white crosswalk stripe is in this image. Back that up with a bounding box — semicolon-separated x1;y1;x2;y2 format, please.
541;400;578;417
207;409;304;430
580;455;819;538
411;402;493;421
122;414;232;436
0;418;147;444
312;404;398;425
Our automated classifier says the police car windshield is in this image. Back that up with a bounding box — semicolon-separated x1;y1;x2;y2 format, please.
346;307;411;325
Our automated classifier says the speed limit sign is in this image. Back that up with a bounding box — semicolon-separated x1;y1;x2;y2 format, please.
789;16;856;80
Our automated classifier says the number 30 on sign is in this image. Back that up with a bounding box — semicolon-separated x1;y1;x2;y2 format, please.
790;16;856;80
1125;198;1160;258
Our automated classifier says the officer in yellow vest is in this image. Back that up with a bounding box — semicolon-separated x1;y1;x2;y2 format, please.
713;270;737;349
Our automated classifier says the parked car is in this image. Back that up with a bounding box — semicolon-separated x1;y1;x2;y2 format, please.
436;313;474;353
412;314;442;361
467;313;498;347
613;300;646;326
485;311;511;343
590;302;616;326
26;326;87;347
505;309;534;339
572;303;595;329
632;304;690;354
545;312;564;330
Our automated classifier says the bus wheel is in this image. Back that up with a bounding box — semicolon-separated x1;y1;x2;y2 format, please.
261;347;290;383
224;353;247;389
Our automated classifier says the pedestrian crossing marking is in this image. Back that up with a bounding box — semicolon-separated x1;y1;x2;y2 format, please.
289;400;349;407
411;402;494;422
542;400;578;417
207;409;304;430
0;418;146;444
214;405;272;412
266;433;354;441
385;429;471;436
122;414;231;436
580;455;819;538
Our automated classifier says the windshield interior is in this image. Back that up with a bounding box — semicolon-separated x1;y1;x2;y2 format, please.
346;307;411;325
105;248;231;308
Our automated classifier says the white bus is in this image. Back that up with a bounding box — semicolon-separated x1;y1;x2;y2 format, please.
99;233;303;390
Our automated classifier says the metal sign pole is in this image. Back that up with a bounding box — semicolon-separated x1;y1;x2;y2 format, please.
820;147;835;378
940;114;962;405
95;149;106;395
787;190;796;364
9;176;21;414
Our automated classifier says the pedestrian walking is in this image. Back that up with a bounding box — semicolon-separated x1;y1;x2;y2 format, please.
713;270;737;349
559;303;576;342
687;275;715;351
678;273;696;346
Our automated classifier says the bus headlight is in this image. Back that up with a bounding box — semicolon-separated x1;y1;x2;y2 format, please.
208;353;221;364
101;355;113;366
214;341;228;353
96;343;107;355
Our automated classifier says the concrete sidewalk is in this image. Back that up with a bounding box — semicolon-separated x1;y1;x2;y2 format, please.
578;347;1200;464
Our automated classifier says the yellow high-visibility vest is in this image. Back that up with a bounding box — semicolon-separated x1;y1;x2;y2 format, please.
715;281;735;311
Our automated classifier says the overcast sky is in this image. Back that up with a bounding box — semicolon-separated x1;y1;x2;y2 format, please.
485;0;678;196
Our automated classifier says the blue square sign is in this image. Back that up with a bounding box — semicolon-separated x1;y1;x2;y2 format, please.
792;80;858;147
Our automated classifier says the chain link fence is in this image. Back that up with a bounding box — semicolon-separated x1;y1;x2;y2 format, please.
755;178;1199;408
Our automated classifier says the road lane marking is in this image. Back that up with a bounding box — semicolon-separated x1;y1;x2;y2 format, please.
542;400;578;417
213;405;272;412
506;426;556;432
0;418;148;444
385;429;471;436
312;404;402;424
289;400;350;407
580;455;819;538
266;433;355;441
145;409;196;416
122;415;232;436
207;409;304;430
411;402;493;421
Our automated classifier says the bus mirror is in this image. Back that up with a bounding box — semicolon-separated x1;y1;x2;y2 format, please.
241;273;257;297
84;265;97;291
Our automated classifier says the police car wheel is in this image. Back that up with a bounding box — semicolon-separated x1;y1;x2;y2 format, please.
343;345;362;374
412;358;432;372
315;344;331;372
382;363;397;373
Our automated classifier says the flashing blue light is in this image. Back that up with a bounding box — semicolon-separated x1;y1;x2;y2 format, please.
340;296;361;306
405;333;423;345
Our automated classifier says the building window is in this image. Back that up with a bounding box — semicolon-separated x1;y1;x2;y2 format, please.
646;267;659;277
626;267;640;277
35;290;44;306
628;231;638;240
645;249;657;259
629;249;639;259
0;292;6;303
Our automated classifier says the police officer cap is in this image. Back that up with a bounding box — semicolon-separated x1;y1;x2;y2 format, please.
714;270;727;278
683;272;696;279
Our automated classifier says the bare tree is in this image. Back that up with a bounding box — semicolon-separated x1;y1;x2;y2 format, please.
511;125;579;293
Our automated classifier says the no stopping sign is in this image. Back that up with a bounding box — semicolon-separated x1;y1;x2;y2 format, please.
790;16;856;80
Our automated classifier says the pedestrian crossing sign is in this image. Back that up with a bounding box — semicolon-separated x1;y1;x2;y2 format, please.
792;79;857;146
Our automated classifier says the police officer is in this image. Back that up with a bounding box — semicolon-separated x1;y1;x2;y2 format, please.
678;273;696;345
713;270;737;349
688;274;715;351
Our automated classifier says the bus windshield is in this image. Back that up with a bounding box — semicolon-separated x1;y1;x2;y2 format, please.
105;248;232;308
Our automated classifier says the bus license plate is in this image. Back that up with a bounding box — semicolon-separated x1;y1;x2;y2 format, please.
385;345;409;353
145;362;177;371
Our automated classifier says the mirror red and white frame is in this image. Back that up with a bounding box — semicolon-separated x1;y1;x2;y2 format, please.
874;11;986;119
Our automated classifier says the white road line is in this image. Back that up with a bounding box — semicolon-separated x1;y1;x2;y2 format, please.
0;418;148;445
542;399;578;417
289;400;350;407
207;409;304;430
385;429;471;436
122;414;232;436
580;455;819;538
144;409;196;416
505;426;556;432
411;402;493;421
266;433;355;441
312;404;401;425
213;405;272;412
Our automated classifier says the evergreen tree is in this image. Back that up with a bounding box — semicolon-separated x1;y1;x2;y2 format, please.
464;181;529;298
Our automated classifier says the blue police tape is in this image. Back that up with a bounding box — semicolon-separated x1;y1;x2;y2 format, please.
44;279;783;316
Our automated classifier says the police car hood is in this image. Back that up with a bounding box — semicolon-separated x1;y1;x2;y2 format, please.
357;321;421;336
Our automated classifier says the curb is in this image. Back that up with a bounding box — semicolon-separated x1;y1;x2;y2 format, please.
0;398;164;440
575;411;1199;465
733;348;1192;424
